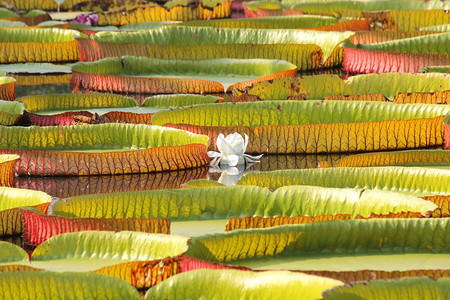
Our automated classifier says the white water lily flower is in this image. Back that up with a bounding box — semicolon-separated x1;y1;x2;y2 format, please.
207;133;263;167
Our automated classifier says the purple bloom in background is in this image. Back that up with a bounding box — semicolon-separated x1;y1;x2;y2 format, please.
71;14;98;26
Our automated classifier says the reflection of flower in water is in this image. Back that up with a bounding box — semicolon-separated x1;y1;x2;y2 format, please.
72;14;99;26
209;163;256;186
207;133;263;167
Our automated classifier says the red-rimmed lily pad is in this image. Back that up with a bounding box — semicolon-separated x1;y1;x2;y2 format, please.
0;124;209;175
71;56;297;94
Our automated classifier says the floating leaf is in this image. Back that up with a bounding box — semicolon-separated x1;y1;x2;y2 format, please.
71;56;297;94
344;73;450;100
322;277;450;300
393;90;449;104
152;101;449;127
183;15;339;29
22;208;170;246
166;116;445;153
422;196;450;217
0;271;141;299
352;32;449;54
343;48;450;74
0;124;209;175
237;167;450;195
86;27;354;63
52;185;437;220
336;150;450;168
145;269;343;300
0;77;15;101
0;154;19;187
143;94;222;107
96;2;232;26
421;66;450;73
389;10;450;31
0;187;51;236
17;93;138;113
100;111;154;125
0;28;85;63
31;231;190;273
225;211;432;231
352;31;435;45
0;100;24;125
0;241;28;264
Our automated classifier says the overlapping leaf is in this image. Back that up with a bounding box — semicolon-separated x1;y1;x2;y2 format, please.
31;231;190;271
336;150;450;168
143;94;222;107
0;28;85;63
0;100;24;125
0;154;19;188
71;56;297;94
0;241;28;263
22;208;171;246
237;167;450;195
152;101;449;126
186;219;449;268
145;269;343;300
17;93;138;113
0;124;209;175
87;27;354;63
322;277;449;300
0;77;15;101
52;185;437;219
95;1;232;25
0;271;141;299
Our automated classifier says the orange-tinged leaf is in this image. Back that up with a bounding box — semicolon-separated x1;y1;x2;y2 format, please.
422;196;450;217
21;208;170;246
77;38;149;62
100;111;154;125
393;91;449;104
336;150;450;168
165;116;445;154
0;154;19;187
96;2;232;26
0;77;15;101
3;144;209;176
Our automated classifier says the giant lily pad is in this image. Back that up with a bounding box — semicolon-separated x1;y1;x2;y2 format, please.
0;271;141;299
0;28;85;63
153;101;448;153
322;277;450;300
145;269;343;300
0;154;19;187
71;56;297;94
0;100;24;125
236;167;450;196
186;218;450;272
0;187;51;236
80;27;354;66
0;124;209;175
52;185;437;236
336;150;450;168
235;73;450;100
0;76;15;101
31;231;190;272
